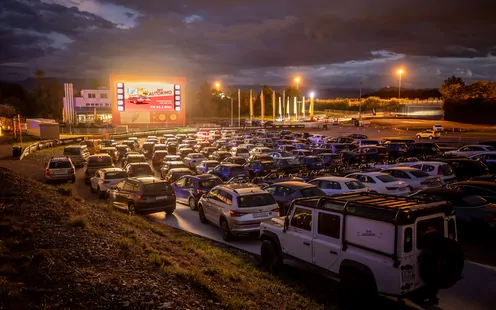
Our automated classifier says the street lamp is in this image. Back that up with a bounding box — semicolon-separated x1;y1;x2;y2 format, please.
294;77;301;90
309;91;315;119
396;69;404;99
215;82;220;92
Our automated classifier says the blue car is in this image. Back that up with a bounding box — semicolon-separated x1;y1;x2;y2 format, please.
173;174;223;210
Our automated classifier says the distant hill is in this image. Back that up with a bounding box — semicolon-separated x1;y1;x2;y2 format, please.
363;87;441;99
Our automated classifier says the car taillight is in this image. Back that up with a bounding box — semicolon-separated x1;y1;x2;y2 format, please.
45;168;50;176
138;195;147;200
437;166;443;175
98;180;110;184
229;210;246;217
386;186;398;190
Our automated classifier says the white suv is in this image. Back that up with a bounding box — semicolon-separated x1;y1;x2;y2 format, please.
260;192;464;306
198;184;279;241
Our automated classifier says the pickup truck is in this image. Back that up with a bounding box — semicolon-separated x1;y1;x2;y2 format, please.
259;192;464;306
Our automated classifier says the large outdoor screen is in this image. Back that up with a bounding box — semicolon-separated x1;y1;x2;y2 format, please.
110;75;186;127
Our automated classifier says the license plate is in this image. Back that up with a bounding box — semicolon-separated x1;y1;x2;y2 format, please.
253;212;269;218
402;270;415;283
156;196;168;200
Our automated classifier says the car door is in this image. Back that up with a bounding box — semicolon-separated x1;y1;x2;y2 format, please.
319;180;342;195
283;206;314;262
203;188;220;223
173;177;188;203
313;210;342;272
112;181;129;209
90;170;101;191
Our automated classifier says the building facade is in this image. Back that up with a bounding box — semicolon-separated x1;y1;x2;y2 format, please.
63;88;112;123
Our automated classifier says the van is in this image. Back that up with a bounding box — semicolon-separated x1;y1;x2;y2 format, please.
80;140;101;155
63;145;90;167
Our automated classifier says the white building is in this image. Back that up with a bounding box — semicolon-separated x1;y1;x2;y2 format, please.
63;87;112;123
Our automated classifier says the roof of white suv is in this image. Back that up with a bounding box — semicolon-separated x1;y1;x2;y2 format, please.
218;183;266;195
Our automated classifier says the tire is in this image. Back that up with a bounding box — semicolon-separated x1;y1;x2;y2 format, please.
340;268;377;305
416;135;421;139
220;218;234;241
419;233;464;289
189;197;197;211
97;187;104;199
127;202;136;216
198;205;209;224
260;239;282;275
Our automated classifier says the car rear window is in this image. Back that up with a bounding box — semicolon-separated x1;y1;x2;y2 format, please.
128;156;146;163
63;148;81;155
143;182;173;193
410;170;430;178
105;171;128;179
49;161;72;168
131;165;153;175
88;156;113;165
376;175;397;183
300;187;326;197
237;193;276;208
199;178;222;188
345;181;366;190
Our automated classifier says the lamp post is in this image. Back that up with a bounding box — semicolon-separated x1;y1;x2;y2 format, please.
215;82;220;92
309;91;315;119
294;77;301;90
396;69;404;99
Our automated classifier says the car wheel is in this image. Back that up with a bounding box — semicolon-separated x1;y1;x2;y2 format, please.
220;218;234;241
97;187;104;199
127;202;136;216
261;239;282;275
416;135;421;139
189;197;197;211
198;205;209;224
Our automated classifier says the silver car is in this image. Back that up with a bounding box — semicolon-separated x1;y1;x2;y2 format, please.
45;157;76;184
90;168;128;198
197;184;279;241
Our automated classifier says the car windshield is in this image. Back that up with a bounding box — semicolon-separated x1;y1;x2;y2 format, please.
237;193;276;208
410;170;430;178
143;182;173;194
63;147;81;155
199;178;222;188
460;195;488;207
105;171;128;179
376;175;397;183
49;161;72;168
345;181;366;189
300;187;326;197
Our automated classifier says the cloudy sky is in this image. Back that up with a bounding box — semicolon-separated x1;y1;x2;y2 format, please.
1;0;495;89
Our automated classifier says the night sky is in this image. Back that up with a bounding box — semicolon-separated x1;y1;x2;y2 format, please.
1;0;495;89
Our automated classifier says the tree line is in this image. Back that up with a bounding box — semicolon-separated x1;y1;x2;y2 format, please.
440;76;496;124
0;69;64;121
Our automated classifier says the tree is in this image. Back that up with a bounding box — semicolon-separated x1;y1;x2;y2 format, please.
440;76;465;100
0;104;17;119
465;80;496;99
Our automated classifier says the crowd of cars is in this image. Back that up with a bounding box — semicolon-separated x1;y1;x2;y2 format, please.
43;128;496;241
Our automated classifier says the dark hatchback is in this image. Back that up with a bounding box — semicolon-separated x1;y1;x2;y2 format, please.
446;181;496;203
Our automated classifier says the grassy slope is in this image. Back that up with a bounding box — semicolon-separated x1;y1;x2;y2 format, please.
0;167;322;310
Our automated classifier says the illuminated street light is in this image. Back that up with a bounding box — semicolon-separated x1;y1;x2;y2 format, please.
215;82;220;91
294;77;301;90
309;92;315;99
396;69;404;99
309;91;315;119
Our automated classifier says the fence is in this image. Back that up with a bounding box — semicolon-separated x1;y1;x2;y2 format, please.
20;136;86;160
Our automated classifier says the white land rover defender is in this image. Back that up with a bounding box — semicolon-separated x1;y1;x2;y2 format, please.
260;192;464;305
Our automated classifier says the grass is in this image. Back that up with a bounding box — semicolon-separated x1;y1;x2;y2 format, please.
67;215;87;228
56;184;72;196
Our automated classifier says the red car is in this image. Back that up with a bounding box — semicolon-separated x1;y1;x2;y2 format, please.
129;95;151;104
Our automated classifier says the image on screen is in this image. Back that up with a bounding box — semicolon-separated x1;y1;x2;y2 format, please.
123;82;179;112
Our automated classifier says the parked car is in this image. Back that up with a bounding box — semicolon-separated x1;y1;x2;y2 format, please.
62;145;90;167
90;168;128;198
173;174;223;210
406;161;457;184
106;177;176;215
84;154;114;185
445;145;495;157
163;168;192;184
45;156;76;184
308;177;369;195
152;150;168;166
198;183;279;240
196;160;220;175
208;163;248;181
415;130;440;140
183;153;206;169
121;154;147;168
160;161;189;178
381;167;442;190
345;172;411;195
125;163;155;178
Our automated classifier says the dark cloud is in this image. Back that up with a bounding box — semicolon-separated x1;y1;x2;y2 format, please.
0;0;495;88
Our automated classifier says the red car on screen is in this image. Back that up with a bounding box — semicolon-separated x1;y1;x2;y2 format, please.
129;95;151;104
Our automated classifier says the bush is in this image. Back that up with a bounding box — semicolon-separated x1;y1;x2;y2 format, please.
443;98;496;124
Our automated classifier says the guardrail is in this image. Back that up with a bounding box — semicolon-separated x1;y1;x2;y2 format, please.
20;136;86;160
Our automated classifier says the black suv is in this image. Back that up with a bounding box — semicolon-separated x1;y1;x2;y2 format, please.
106;177;176;215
